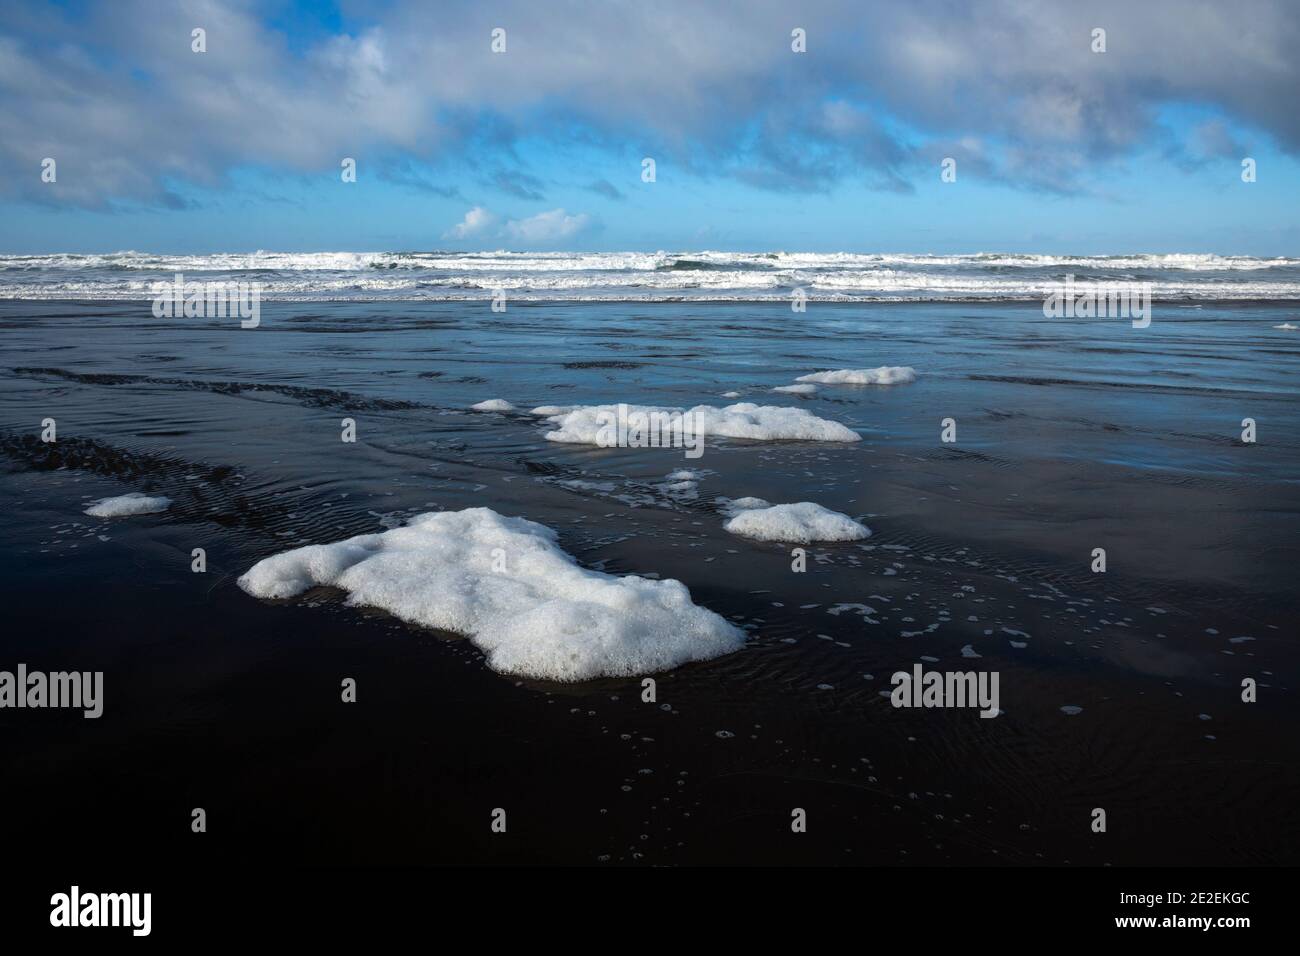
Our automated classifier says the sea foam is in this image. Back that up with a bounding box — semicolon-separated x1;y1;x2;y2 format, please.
795;367;917;385
539;402;860;444
237;507;746;681
83;492;172;517
720;497;871;543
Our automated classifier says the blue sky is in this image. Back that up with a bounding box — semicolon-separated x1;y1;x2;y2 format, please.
2;0;1298;254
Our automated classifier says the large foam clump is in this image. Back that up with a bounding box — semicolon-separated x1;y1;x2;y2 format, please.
84;492;172;517
795;367;917;385
237;507;746;681
539;402;859;444
720;497;871;543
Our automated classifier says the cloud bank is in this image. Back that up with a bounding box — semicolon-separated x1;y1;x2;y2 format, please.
2;0;1297;208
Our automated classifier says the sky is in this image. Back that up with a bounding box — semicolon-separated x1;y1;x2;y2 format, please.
1;0;1298;255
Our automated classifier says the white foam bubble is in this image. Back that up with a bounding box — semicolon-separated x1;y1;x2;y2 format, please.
539;402;860;444
83;492;172;517
796;367;917;385
469;398;516;412
718;496;772;512
556;478;616;492
237;508;746;681
721;500;871;543
656;479;698;498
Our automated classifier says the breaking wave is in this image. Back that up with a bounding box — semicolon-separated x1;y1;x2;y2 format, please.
4;251;1300;301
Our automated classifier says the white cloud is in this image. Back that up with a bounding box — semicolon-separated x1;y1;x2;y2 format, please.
442;206;498;240
444;207;593;245
504;209;592;243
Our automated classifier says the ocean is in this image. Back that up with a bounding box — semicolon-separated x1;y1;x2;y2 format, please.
1;253;1297;865
4;250;1300;300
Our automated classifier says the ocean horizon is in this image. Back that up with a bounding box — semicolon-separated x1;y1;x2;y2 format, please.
5;250;1300;301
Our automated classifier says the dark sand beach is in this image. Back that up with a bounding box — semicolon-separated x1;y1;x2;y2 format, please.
2;298;1297;865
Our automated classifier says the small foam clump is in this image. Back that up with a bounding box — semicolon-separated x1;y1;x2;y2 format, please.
469;398;516;411
237;507;746;681
658;480;698;498
722;496;771;511
773;383;817;394
720;497;870;543
539;402;859;444
84;492;172;518
795;367;917;385
657;468;702;499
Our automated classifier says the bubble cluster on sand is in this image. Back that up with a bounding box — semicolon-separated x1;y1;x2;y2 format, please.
538;402;860;444
719;497;871;543
83;492;172;517
772;383;817;395
237;507;746;681
795;366;917;386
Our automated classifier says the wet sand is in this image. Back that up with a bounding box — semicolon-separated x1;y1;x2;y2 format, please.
1;299;1297;864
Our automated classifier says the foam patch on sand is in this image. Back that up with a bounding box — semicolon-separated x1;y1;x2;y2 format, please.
719;496;771;512
557;478;616;492
657;480;698;498
237;507;745;681
469;398;516;412
84;492;172;517
719;497;870;543
655;469;707;500
773;383;818;394
795;366;917;385
539;402;860;444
